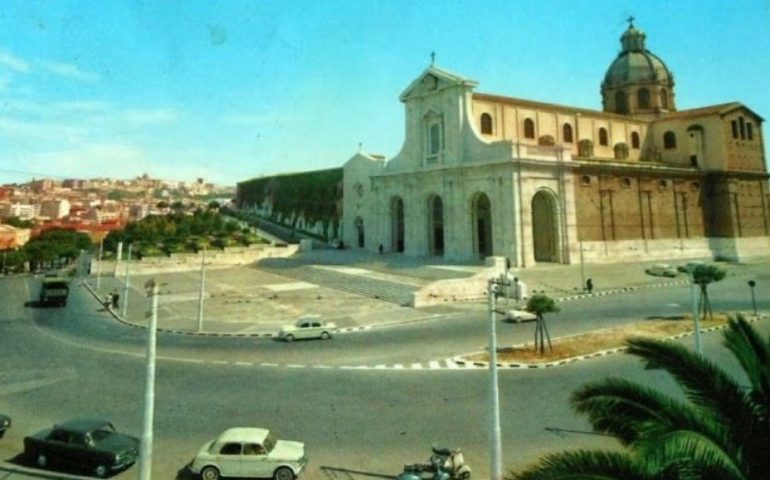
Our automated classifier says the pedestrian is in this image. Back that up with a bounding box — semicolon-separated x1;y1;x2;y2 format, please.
378;244;384;255
586;278;594;294
111;291;120;309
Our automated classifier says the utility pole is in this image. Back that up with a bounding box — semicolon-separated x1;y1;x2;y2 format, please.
95;237;104;290
579;240;585;292
748;280;757;316
197;246;206;332
121;244;132;318
487;278;503;480
138;279;159;480
689;270;702;355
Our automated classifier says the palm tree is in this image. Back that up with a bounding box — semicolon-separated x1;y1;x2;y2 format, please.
508;315;770;480
692;264;726;321
526;294;560;355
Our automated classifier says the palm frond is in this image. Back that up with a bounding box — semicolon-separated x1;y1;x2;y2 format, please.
507;450;654;480
625;337;758;438
723;315;770;408
571;377;729;448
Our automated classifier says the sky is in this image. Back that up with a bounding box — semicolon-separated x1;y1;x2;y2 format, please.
1;0;770;187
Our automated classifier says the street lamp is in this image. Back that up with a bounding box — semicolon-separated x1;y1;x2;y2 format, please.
138;279;159;480
487;277;503;480
689;268;702;355
748;280;757;316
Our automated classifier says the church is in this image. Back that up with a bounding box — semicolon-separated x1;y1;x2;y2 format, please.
341;20;770;266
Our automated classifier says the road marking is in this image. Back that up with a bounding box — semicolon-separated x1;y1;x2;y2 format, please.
235;361;253;366
393;364;404;369
0;369;78;396
260;362;279;367
428;360;440;369
287;364;305;369
411;363;423;369
445;360;459;369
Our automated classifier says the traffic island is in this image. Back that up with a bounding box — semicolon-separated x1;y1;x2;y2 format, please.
457;313;761;369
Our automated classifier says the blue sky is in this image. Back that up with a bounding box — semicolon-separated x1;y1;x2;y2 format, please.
1;0;769;186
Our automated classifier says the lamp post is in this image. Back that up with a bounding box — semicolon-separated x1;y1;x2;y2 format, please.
138;279;159;480
121;244;132;318
487;278;503;480
197;246;207;332
748;280;757;316
95;237;104;290
689;270;702;355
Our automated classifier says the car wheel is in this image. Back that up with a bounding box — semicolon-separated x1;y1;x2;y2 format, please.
36;453;48;469
320;331;331;340
201;465;221;480
285;334;295;343
274;466;295;480
94;464;108;478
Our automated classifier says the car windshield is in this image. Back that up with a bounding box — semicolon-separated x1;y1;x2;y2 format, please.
263;432;276;453
89;424;116;442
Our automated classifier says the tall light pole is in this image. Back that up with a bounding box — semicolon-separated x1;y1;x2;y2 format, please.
95;237;104;290
689;270;702;355
579;240;585;292
748;280;757;316
197;246;207;332
487;278;503;480
139;279;159;480
121;244;132;318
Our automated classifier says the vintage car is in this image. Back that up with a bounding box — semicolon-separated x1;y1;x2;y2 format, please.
503;309;538;323
644;263;678;277
0;414;10;437
189;427;307;480
23;417;139;477
278;317;336;342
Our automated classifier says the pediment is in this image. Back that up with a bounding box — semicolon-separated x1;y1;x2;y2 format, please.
399;66;478;102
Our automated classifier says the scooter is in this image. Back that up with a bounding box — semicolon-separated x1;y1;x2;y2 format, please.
398;445;471;480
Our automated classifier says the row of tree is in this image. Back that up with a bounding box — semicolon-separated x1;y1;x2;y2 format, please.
1;227;92;272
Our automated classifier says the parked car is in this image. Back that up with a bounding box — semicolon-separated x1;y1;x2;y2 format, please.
23;417;139;477
189;427;307;480
0;414;10;437
278;317;336;342
644;263;678;277
503;309;537;323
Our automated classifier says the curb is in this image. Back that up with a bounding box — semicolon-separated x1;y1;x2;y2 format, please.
452;313;766;369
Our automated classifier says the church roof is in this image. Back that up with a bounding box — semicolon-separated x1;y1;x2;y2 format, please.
660;102;764;122
473;92;636;121
399;64;478;102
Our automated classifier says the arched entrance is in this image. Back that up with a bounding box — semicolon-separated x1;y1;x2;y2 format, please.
472;193;493;259
428;195;444;256
532;190;559;262
354;216;364;248
390;196;405;253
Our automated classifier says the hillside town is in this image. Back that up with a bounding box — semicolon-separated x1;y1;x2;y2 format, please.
0;174;235;252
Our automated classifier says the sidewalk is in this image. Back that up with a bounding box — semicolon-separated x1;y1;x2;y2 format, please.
82;250;770;336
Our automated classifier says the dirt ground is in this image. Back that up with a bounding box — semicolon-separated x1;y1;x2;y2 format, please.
467;314;731;364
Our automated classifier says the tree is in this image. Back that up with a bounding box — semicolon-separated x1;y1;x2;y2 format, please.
525;294;560;355
208;200;221;210
3;216;34;228
692;264;726;320
508;315;770;480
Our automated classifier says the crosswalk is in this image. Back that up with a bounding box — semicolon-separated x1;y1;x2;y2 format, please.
203;358;483;371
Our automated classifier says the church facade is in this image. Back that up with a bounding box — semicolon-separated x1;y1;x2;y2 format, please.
342;22;770;266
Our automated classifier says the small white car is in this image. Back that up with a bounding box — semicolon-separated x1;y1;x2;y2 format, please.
189;427;306;480
503;309;538;323
278;317;336;342
645;263;678;277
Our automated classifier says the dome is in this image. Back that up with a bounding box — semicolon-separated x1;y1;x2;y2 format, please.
602;24;673;88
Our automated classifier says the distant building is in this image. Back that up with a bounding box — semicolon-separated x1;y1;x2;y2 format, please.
0;224;31;249
0;203;40;221
40;199;71;220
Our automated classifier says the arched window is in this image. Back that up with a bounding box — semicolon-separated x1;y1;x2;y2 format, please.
578;139;594;157
581;175;591;186
480;113;493;135
598;128;608;146
660;89;669;110
562;123;573;143
615;90;628;114
637;88;651;109
622;178;632;188
524;118;535;139
631;131;641;149
663;131;677;149
614;143;629;160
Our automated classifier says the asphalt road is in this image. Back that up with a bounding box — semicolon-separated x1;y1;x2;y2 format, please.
0;272;768;480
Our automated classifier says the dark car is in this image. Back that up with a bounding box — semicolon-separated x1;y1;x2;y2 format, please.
0;414;10;437
24;417;139;477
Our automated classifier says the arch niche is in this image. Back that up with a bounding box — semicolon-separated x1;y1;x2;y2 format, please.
390;196;405;253
471;193;493;259
354;216;364;248
428;195;444;256
531;190;560;263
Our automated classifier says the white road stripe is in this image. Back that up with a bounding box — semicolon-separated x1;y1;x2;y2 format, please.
411;363;423;369
428;361;440;369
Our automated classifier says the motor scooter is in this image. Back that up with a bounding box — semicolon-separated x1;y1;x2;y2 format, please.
398;445;471;480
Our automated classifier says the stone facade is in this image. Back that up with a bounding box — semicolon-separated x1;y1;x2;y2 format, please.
342;22;770;265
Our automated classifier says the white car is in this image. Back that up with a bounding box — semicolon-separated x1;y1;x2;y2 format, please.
278;317;337;342
503;309;538;323
645;263;678;277
189;428;306;480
